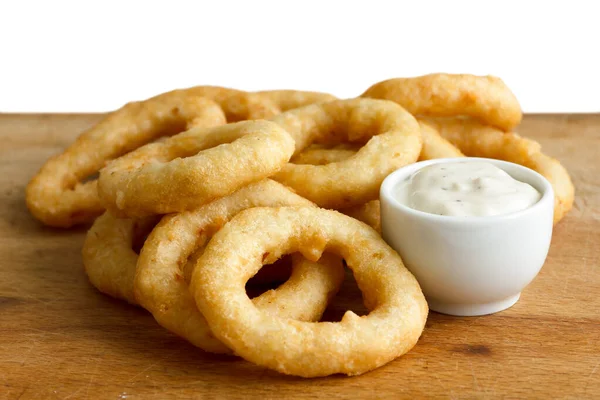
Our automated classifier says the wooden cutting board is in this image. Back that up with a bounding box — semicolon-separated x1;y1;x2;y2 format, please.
0;113;598;399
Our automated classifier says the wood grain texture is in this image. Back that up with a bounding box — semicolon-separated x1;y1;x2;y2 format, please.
0;113;599;399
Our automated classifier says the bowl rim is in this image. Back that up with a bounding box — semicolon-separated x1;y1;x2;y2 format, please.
379;157;555;225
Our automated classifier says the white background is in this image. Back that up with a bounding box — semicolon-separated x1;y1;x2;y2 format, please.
1;0;599;113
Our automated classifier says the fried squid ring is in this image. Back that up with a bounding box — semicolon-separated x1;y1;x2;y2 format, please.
292;121;463;165
290;121;464;231
190;206;428;377
339;200;382;233
82;211;302;306
290;143;359;165
361;73;522;131
422;118;574;224
271;98;422;209
180;86;280;121
417;120;465;161
135;180;345;354
256;90;337;112
26;96;226;227
98;120;295;217
82;213;160;305
289;142;382;231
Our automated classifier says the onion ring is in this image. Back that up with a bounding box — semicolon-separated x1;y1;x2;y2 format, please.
26;96;226;227
82;211;303;306
421;118;540;163
292;121;463;165
422;118;574;224
417;120;465;160
256;90;337;112
290;121;464;231
340;200;382;233
271;98;422;209
190;206;428;377
289;146;381;230
134;179;345;354
361;73;522;131
290;143;359;165
82;212;160;305
178;86;280;121
98;120;295;217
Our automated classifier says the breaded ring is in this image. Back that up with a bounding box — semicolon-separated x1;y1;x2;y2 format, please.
361;73;522;130
290;143;360;165
291;121;464;232
26;96;226;227
82;213;160;304
256;90;337;112
190;206;428;377
271;98;422;209
82;211;306;305
135;180;345;354
417;120;465;161
98;120;295;217
179;86;280;121
292;121;463;165
340;200;382;233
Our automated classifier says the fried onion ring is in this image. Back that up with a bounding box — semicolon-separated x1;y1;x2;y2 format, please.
26;96;226;227
422;118;574;224
98;120;295;217
417;120;465;160
290;143;359;165
82;211;305;306
271;98;422;209
290;121;464;231
82;212;160;305
340;200;382;233
292;121;463;165
134;180;345;353
179;86;280;121
190;206;428;377
256;90;337;112
361;73;522;131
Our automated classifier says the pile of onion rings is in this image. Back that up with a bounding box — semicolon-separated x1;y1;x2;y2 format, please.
27;76;573;377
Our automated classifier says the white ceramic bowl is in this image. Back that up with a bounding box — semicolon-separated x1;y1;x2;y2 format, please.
380;157;554;316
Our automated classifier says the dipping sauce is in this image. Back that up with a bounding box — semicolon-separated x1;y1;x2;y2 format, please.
395;161;541;217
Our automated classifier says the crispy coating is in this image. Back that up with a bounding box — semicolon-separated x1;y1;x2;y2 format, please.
82;213;302;306
271;98;422;209
417;120;465;160
524;153;575;224
256;90;337;112
25;85;282;228
361;73;522;131
134;180;345;354
190;206;428;377
177;86;280;121
291;143;360;165
423;118;574;224
292;121;463;166
252;253;343;321
82;213;160;304
26;96;226;227
98;120;295;218
289;146;382;231
291;121;464;232
340;200;382;233
422;118;540;164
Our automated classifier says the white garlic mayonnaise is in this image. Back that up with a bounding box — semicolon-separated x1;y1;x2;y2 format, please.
395;162;541;217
